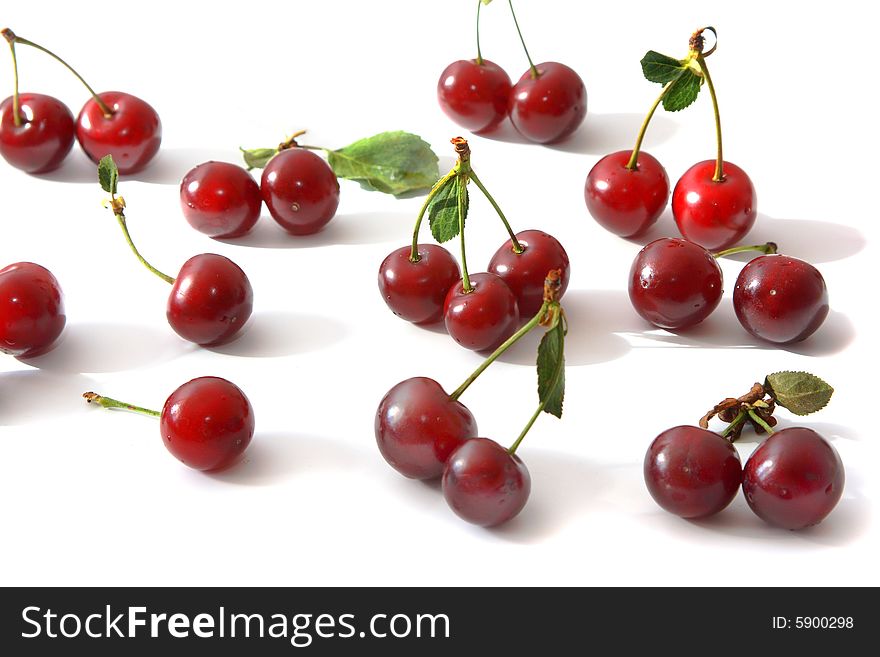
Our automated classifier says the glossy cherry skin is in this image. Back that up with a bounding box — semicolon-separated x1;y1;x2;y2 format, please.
733;255;829;344
180;161;262;238
442;438;531;527
437;59;512;133
444;273;519;351
166;254;253;346
378;244;460;324
742;427;844;530
261;148;340;235
375;377;478;479
0;262;66;358
585;150;670;238
487;229;570;317
0;93;75;173
509;62;586;143
76;91;161;174
672;160;757;250
628;238;723;329
160;376;255;471
644;426;742;519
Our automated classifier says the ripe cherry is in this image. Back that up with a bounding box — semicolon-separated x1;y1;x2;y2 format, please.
261;148;340;236
378;245;460;324
0;262;66;358
585;150;670;238
442;437;531;527
742;427;844;530
444;273;519;351
437;59;512;133
488;230;569;317
76;91;161;174
672;160;757;251
0;93;75;173
733;255;829;344
644;425;742;518
628;238;723;330
180;161;262;239
509;62;586;143
375;377;478;480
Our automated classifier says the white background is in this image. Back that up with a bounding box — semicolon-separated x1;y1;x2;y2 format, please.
1;1;876;586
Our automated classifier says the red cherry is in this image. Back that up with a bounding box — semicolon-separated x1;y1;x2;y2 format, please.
672;160;757;251
742;427;844;530
437;59;512;133
76;91;161;174
442;437;531;527
733;255;829;344
487;229;570;317
628;238;723;329
166;254;253;346
180;161;262;239
260;148;340;235
378;244;461;324
509;62;586;143
444;273;519;351
585;150;670;238
375;377;478;480
644;425;742;519
0;93;75;173
0;262;66;358
160;376;255;471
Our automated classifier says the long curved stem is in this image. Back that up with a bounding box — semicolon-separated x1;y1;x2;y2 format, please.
468;169;522;253
83;392;160;418
626;80;675;170
410;170;456;262
713;242;777;259
3;34;21;127
507;0;538;78
696;54;724;181
475;0;484;65
458;187;472;293
115;213;175;284
508;402;544;455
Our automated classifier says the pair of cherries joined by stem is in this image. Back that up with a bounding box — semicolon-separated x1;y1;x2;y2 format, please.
376;270;567;527
585;27;756;251
0;262;65;359
0;28;160;175
379;138;570;352
645;373;843;530
438;0;586;143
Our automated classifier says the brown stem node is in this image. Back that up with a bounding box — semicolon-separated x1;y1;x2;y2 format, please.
451;136;470;162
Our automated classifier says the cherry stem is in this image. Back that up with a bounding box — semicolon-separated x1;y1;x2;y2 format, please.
450;301;549;401
713;242;778;259
7;31;113;118
106;195;175;285
720;410;747;439
468;168;523;253
2;31;22;127
695;52;724;182
82;392;160;418
458;181;473;293
507;0;538;79
475;0;484;65
409;169;456;262
508;401;544;455
747;408;775;435
626;80;675;170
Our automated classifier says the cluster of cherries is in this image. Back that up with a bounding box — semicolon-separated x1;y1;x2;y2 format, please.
438;0;586;143
0;28;160;175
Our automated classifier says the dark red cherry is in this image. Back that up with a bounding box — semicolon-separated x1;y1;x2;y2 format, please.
160;376;254;471
444;272;519;351
375;377;478;480
742;427;844;530
0;262;65;358
76;91;161;174
509;62;586;143
442;437;530;527
672;160;757;251
628;238;723;329
585;150;670;238
733;255;829;344
378;244;460;324
487;229;569;317
260;148;340;235
644;425;742;519
166;254;253;346
180;161;262;239
0;93;75;173
437;59;512;133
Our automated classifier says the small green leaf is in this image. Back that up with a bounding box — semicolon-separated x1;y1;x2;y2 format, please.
537;322;565;419
327;131;440;197
427;176;461;244
662;68;702;111
640;51;687;84
98;155;118;194
640;50;703;112
240;147;278;170
765;371;834;416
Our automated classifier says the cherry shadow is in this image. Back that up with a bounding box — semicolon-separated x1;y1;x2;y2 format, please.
548;112;678;156
473;120;532;145
207;311;348;358
0;369;96;426
32;148;98;184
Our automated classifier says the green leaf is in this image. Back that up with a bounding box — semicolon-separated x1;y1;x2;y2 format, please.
765;371;834;416
537;322;565;419
640;51;687;84
240;147;278;170
98;155;118;194
662;68;702;112
640;50;703;112
326;131;439;197
427;176;462;244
